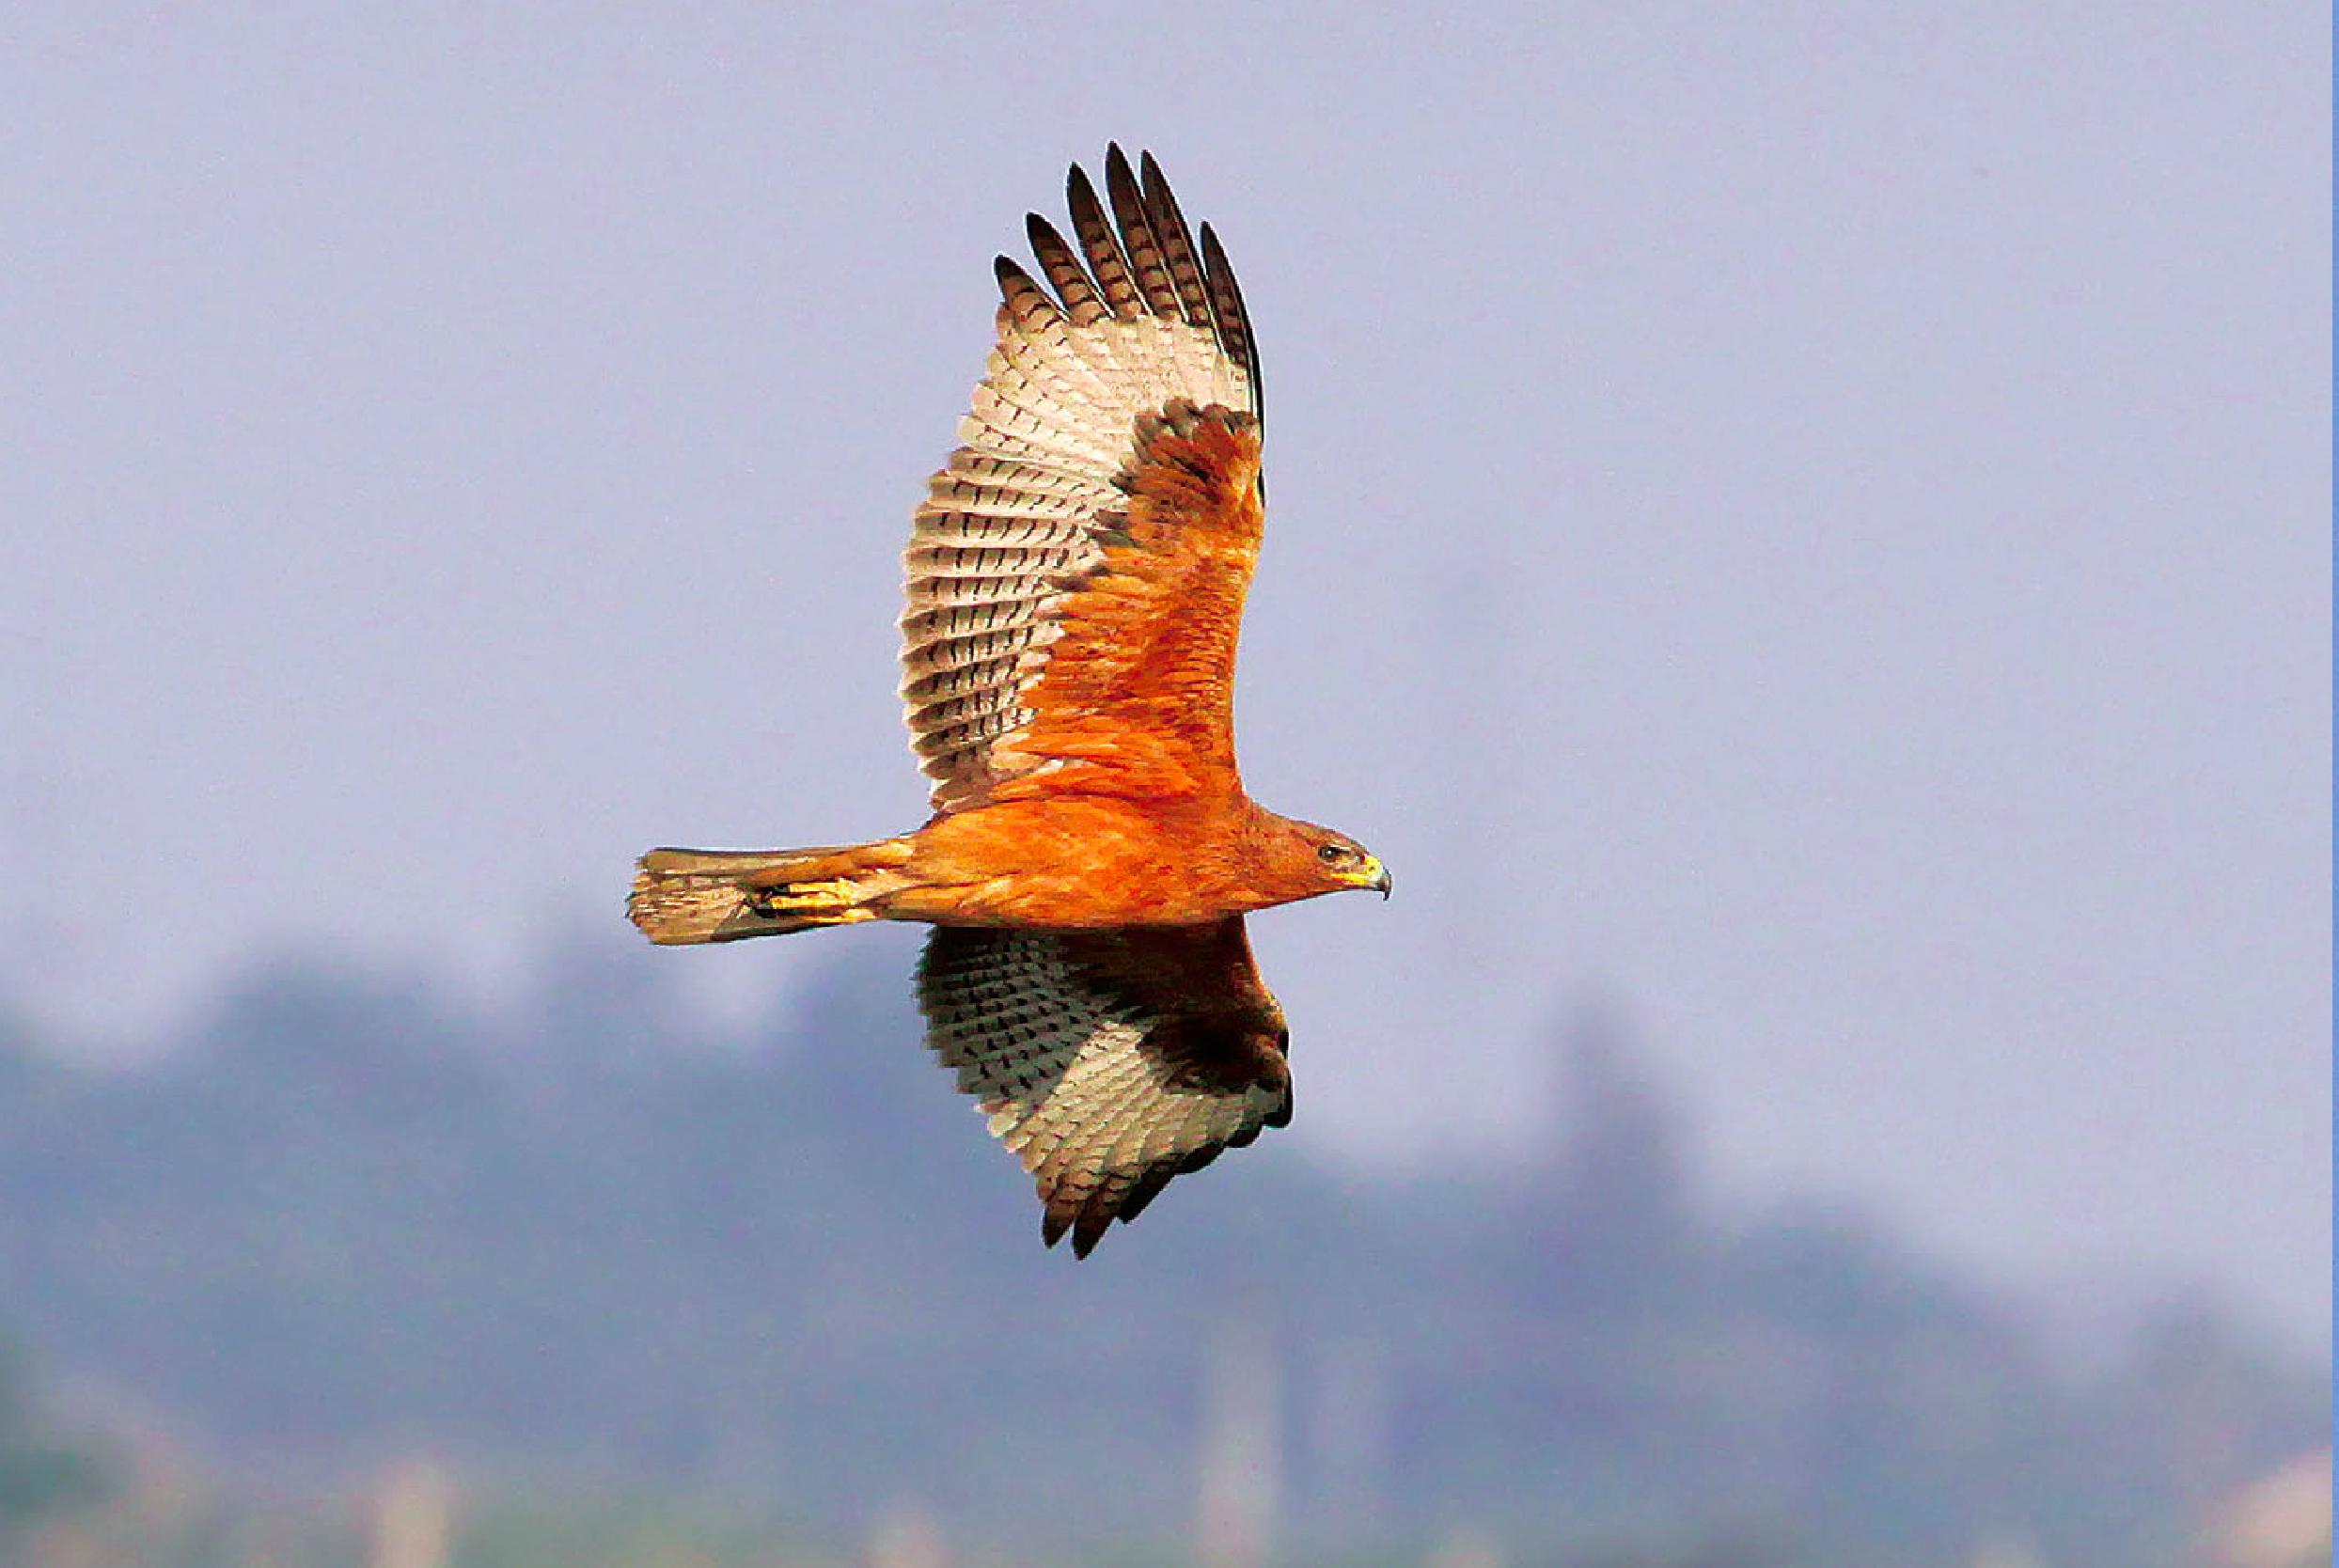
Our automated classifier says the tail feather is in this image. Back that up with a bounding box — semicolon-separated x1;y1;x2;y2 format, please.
627;840;915;945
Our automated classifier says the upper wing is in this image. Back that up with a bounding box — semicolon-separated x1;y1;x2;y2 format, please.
901;145;1266;810
916;916;1291;1257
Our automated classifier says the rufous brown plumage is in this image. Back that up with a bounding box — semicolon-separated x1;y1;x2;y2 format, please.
629;146;1388;1256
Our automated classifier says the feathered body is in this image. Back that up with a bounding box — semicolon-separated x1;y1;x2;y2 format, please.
629;148;1387;1255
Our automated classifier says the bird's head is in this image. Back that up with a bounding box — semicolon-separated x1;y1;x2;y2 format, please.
1290;823;1392;901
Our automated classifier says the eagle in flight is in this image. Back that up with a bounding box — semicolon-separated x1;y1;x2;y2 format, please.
629;147;1389;1256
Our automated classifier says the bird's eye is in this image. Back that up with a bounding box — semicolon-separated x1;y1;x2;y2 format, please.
1317;843;1347;865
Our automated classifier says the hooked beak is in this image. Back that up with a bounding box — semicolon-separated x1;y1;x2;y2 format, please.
1364;857;1393;900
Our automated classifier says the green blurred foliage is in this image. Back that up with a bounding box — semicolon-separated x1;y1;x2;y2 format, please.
0;1335;114;1550
0;944;2321;1568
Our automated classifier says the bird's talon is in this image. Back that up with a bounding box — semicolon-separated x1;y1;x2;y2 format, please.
750;879;850;917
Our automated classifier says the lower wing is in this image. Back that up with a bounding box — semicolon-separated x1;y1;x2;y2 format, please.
915;916;1291;1256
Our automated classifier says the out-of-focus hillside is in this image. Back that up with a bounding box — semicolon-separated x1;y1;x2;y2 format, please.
0;938;2323;1567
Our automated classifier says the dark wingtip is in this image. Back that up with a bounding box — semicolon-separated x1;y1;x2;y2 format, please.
1119;1165;1177;1225
1071;1208;1112;1259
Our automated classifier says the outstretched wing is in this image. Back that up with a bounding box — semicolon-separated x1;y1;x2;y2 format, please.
901;145;1266;810
916;917;1291;1257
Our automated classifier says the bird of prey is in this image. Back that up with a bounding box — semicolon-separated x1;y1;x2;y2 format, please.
629;147;1389;1256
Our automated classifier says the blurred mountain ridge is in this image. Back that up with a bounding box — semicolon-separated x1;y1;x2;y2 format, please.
0;933;2322;1567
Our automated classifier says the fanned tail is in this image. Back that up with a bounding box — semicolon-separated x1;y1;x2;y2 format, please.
627;840;915;945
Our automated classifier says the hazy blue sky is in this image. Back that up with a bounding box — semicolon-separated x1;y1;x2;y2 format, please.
4;5;2327;1341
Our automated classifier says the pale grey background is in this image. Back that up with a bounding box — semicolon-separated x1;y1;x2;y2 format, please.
3;5;2328;1341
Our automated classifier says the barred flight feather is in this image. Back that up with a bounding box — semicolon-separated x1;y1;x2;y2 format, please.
916;918;1289;1257
901;145;1263;811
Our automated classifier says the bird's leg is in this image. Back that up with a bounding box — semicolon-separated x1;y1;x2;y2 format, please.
745;878;875;923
